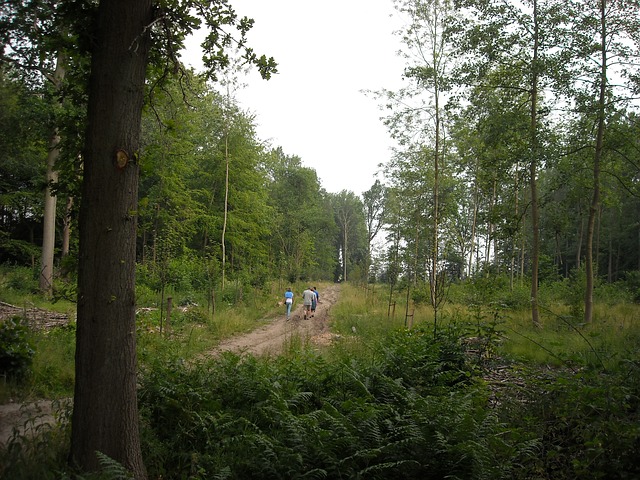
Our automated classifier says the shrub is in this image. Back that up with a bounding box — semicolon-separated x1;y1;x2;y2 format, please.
502;363;640;479
2;266;39;294
621;271;640;304
0;316;35;381
30;325;76;398
594;281;634;305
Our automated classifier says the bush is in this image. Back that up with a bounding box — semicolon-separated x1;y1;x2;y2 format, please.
502;363;640;479
30;325;76;397
0;316;35;381
594;281;634;305
1;266;39;294
621;271;640;304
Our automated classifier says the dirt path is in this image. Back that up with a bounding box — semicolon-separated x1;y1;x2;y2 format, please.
0;400;70;448
210;284;340;356
0;284;341;447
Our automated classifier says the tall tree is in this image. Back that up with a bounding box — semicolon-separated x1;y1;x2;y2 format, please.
567;0;640;322
39;51;64;294
451;0;572;326
0;67;48;265
71;0;153;475
265;148;335;281
71;1;275;476
362;179;386;282
0;1;85;293
332;190;366;282
384;0;457;321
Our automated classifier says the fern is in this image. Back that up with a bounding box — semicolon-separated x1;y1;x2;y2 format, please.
94;451;134;479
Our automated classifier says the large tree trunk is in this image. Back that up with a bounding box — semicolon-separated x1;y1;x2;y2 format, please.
71;1;152;478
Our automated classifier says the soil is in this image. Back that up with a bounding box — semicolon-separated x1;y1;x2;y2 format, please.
0;285;341;447
210;284;341;356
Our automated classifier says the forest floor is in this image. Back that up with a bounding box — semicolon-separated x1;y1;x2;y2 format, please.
0;284;341;447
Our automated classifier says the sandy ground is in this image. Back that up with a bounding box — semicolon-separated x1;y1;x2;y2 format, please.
0;399;71;447
0;284;341;446
210;284;340;356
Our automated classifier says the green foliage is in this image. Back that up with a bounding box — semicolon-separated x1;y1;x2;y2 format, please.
411;282;431;305
0;399;72;480
2;279;640;478
374;325;472;394
500;363;640;479
1;266;39;295
91;451;135;480
450;275;531;310
620;271;640;303
0;234;40;266
593;280;635;305
545;268;587;318
29;324;76;398
138;327;528;479
0;316;35;381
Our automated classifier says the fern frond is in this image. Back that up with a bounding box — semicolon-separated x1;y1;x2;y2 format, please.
94;451;134;480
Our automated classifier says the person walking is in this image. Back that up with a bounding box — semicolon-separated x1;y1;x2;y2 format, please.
311;287;317;316
302;286;315;320
284;288;294;320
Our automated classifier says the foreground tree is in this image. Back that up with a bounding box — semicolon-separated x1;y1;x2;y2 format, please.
71;0;153;476
71;1;275;477
451;0;572;326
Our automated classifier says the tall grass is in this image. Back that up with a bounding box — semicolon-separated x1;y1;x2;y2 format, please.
335;281;640;372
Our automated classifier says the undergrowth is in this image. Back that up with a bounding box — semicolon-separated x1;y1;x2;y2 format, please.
2;275;640;478
138;325;531;479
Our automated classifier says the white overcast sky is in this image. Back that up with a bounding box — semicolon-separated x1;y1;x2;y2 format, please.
185;1;406;196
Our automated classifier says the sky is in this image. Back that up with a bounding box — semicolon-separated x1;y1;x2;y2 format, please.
185;1;406;196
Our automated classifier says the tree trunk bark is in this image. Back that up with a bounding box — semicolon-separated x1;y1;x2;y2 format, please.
529;0;541;327
222;122;229;290
511;166;520;291
584;0;606;324
62;196;73;257
468;170;479;278
343;224;348;282
40;129;60;294
576;212;584;269
71;1;152;478
39;52;66;294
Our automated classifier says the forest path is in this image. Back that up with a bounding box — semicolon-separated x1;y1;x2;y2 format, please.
207;284;340;357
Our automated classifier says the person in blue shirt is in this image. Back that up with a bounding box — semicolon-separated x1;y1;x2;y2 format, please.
311;287;318;315
284;288;294;319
